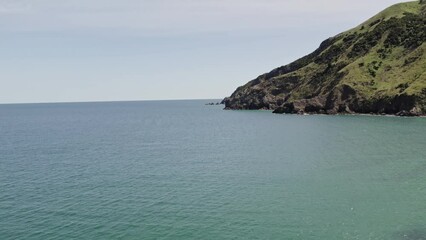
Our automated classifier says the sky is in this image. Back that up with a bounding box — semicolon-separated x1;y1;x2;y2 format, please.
0;0;411;103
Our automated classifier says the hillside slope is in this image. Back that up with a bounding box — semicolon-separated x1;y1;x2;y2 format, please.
223;1;426;116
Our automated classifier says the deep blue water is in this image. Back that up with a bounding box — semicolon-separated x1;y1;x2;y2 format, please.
0;100;425;239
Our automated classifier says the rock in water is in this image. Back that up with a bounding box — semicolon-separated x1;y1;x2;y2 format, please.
223;1;426;116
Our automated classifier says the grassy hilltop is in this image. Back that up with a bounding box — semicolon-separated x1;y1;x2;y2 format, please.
223;1;426;116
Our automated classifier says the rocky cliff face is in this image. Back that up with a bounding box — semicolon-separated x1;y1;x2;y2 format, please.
223;1;426;116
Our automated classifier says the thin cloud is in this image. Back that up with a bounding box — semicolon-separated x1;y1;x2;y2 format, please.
0;0;411;34
0;0;32;13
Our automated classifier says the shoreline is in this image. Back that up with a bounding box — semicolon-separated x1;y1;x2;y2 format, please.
223;108;426;117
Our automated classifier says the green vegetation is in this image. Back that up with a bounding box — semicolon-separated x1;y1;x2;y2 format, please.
223;1;426;116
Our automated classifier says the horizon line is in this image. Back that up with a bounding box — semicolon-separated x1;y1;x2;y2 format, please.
0;98;224;106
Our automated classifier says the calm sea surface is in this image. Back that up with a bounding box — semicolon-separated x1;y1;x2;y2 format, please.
0;100;425;239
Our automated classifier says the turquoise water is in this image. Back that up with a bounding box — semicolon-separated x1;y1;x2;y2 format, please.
0;100;425;240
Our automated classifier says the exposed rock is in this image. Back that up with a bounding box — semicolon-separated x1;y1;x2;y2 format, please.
205;102;222;106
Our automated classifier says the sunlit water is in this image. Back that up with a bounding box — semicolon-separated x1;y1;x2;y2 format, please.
0;100;425;239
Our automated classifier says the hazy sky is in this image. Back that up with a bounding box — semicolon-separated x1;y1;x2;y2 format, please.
0;0;410;103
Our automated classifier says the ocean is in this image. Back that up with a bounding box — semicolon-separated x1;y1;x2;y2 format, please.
0;100;425;239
